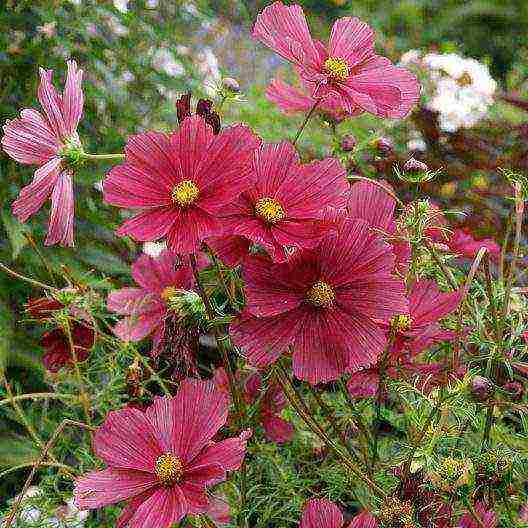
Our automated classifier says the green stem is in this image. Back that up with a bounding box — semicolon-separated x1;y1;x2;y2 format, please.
292;99;320;145
0;392;74;409
0;261;57;292
83;152;125;162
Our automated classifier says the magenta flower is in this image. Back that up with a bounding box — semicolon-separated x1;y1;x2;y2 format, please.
2;61;84;246
232;219;407;384
107;250;196;361
299;499;377;528
347;279;461;398
459;502;497;528
206;234;253;267
347;180;410;275
253;2;419;118
103;116;260;254
74;379;250;527
267;76;361;122
221;141;347;261
449;228;500;261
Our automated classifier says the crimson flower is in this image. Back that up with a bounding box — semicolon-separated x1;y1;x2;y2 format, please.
300;499;376;528
449;228;500;261
103;116;260;254
253;2;419;118
347;279;461;398
2;61;84;246
347;180;410;275
74;379;250;528
221;141;347;261
232;219;407;384
459;502;497;528
267;75;361;122
107;250;199;372
27;296;94;373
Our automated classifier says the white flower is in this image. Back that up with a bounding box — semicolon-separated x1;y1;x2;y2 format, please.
143;241;167;257
113;0;128;13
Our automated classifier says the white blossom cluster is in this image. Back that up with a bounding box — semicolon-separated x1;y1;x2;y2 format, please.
401;50;497;132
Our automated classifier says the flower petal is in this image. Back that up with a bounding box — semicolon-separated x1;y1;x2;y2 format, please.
116;206;178;242
300;499;343;528
347;180;395;231
262;415;294;444
349;511;378;528
37;67;67;139
328;17;375;65
45;169;74;247
113;310;163;342
62;60;84;136
128;486;187;528
74;468;158;509
94;407;162;472
107;288;161;316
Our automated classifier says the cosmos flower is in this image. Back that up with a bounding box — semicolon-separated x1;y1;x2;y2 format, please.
206;235;253;267
299;499;377;528
232;218;407;384
74;379;250;528
2;60;84;246
347;180;410;275
347;279;461;398
103;115;260;254
221;141;348;262
214;368;294;444
266;76;361;122
27;296;95;373
253;2;419;118
458;502;497;528
448;228;500;261
107;250;200;373
176;93;221;134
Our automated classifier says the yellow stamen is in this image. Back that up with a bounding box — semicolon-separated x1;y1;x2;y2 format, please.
306;280;335;308
323;57;349;82
391;314;412;332
254;197;285;224
172;180;199;207
155;453;184;486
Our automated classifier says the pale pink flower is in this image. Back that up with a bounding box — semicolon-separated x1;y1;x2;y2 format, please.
2;61;84;246
254;2;420;118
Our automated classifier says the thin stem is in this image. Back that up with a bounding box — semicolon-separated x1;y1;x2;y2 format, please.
274;361;386;498
83;152;125;161
0;392;74;409
425;240;458;290
63;320;92;425
4;419;94;528
203;243;238;309
483;255;502;345
498;212;513;284
189;254;248;527
23;233;59;286
0;261;57;291
0;462;71;480
292;99;320;145
133;349;171;396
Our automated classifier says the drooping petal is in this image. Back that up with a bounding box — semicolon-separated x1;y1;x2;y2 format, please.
127;486;187;528
300;499;343;528
62;60;84;136
45;169;74;247
94;407;162;472
74;468;158;509
2;109;58;164
12;157;61;222
37;67;67;140
252;1;319;69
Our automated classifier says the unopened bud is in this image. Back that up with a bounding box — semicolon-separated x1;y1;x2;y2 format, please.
222;77;240;93
340;135;357;152
403;157;429;173
373;137;394;156
471;375;494;402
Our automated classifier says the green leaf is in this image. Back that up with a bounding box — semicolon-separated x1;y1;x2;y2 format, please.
0;433;38;467
1;210;29;261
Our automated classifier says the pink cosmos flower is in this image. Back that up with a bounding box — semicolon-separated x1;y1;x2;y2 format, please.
232;218;407;384
267;76;361;122
107;250;197;367
347;180;410;275
221;141;348;261
348;279;461;398
253;2;420;118
74;379;250;528
299;499;377;528
2;61;84;246
103;116;260;254
449;228;500;261
213;368;294;444
458;502;497;528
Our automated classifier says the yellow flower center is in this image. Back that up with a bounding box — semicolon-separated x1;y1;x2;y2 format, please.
172;180;199;207
457;71;473;87
391;314;412;332
155;453;184;486
323;57;349;82
254;197;285;224
160;286;182;309
306;280;335;308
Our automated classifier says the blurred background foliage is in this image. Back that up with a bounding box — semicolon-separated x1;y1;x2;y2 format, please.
1;0;528;512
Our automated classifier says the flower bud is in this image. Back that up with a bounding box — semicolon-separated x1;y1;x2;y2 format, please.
221;77;240;93
340;134;357;152
403;157;429;173
373;137;394;156
429;457;473;494
471;375;494;402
